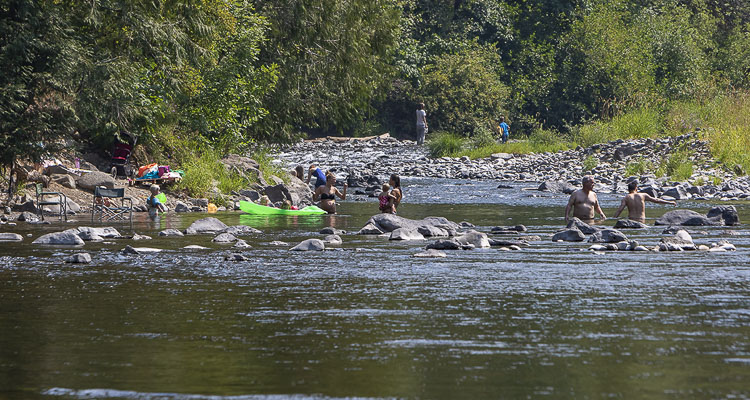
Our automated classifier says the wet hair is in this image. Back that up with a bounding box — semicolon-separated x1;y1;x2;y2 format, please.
325;171;335;181
382;183;390;193
149;184;160;194
389;174;401;188
627;181;638;192
295;165;304;179
582;176;594;185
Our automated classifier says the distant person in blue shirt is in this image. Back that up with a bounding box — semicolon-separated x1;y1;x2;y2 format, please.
499;116;510;143
307;164;327;188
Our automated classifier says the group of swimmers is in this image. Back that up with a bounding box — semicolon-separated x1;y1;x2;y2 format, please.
565;175;677;223
295;164;402;214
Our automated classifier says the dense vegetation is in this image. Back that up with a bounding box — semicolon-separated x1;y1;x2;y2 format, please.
2;0;750;189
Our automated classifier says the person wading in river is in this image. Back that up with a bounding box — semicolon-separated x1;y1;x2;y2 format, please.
613;180;676;222
564;175;606;223
313;172;347;214
388;174;403;213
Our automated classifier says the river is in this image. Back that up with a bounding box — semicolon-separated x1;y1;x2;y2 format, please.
1;178;749;399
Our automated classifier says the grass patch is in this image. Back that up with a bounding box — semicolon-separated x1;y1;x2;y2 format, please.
176;148;252;199
573;106;664;147
453;128;572;159
250;148;289;184
427;132;465;157
582;156;598;172
659;146;694;181
624;157;654;177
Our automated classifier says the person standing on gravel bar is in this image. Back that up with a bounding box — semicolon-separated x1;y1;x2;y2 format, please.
307;164;327;188
499;116;510;144
416;103;428;145
565;175;606;223
613;180;676;222
389;174;403;213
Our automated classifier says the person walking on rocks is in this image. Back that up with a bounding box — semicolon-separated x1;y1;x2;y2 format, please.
498;116;510;144
565;176;606;223
416;103;428;145
613;181;676;222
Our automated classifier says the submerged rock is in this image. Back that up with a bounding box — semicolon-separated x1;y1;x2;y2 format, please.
186;217;229;234
614;219;648;229
65;252;92;264
655;210;716;226
389;228;425;241
566;217;599;235
658;229;696;251
212;233;237;243
588;229;628;243
551;228;585;242
706;206;740;226
159;229;184;237
222;225;262;235
413;249;447;258
290;239;325;251
224;253;248;261
455;230;490;248
426;239;462;250
324;234;343;245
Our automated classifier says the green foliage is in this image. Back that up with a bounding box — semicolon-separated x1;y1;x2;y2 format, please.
250;148;289;184
176;147;254;199
427;132;465;158
582;156;598;172
573;106;664;147
625;158;654;177
659;145;694;181
420;44;508;136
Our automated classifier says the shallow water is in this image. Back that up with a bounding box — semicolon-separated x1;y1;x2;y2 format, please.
1;179;749;399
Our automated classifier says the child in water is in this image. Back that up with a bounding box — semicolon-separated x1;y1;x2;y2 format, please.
147;184;167;218
379;183;396;214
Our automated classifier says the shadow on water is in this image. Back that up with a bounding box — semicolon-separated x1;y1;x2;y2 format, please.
1;178;750;399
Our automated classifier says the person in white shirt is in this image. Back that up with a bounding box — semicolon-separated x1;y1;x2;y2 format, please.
416;102;428;145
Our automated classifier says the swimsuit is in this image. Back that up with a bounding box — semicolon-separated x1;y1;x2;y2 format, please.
379;195;391;211
320;193;335;200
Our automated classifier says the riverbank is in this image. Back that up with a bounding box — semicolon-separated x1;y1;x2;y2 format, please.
277;133;750;200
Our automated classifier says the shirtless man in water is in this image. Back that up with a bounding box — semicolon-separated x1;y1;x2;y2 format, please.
613;181;676;222
564;176;606;222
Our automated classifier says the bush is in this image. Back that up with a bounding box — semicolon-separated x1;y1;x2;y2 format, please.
582;155;598;172
659;146;693;181
624;158;654;177
427;132;465;157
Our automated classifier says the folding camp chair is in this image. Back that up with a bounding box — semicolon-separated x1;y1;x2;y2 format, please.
36;183;67;221
91;187;133;222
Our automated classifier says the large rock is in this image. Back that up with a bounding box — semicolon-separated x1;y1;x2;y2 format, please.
263;183;293;204
551;228;585;242
290;238;325;251
0;233;23;242
706;206;740;226
51;174;76;189
655;210;717;226
359;213;459;235
185;217;229;234
417;225;450;237
76;171;115;191
455;230;490;248
174;201;191;213
158;229;184;237
662;186;689;200
16;211;39;222
42;197;81;214
413;249;447;258
357;222;384;235
566;217;599;234
538;181;576;194
285;177;314;206
614;219;648;229
588;229;628;243
389;228;425;241
659;230;696;251
33;231;85;245
75;227;122;238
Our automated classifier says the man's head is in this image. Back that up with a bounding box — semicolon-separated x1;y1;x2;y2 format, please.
627;181;638;193
418;102;425;110
499;116;505;122
582;176;595;190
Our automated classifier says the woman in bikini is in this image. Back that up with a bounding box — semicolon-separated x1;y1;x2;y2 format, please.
313;172;347;214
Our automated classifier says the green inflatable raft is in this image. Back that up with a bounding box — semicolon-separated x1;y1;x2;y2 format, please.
239;200;327;215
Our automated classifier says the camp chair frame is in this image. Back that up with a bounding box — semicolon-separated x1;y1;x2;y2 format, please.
35;183;67;221
91;187;133;223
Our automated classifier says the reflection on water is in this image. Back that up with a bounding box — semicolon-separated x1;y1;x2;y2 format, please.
1;178;749;399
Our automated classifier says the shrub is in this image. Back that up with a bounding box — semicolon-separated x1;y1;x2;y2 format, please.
624;157;653;177
659;146;693;181
583;155;598;172
427;132;465;157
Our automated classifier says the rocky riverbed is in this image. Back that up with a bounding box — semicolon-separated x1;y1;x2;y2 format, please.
277;133;750;200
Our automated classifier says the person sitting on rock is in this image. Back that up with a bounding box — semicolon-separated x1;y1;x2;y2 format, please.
313;172;347;214
378;183;396;214
306;164;327;188
147;184;167;218
564;175;606;223
613;180;676;222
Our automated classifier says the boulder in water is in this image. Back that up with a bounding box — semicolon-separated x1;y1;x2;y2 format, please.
290;239;325;251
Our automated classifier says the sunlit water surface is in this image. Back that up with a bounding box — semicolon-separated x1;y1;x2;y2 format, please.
1;179;749;399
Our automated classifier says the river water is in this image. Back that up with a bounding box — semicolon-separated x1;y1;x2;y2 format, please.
1;179;749;399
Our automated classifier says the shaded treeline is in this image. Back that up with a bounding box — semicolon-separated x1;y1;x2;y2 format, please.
2;0;750;165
